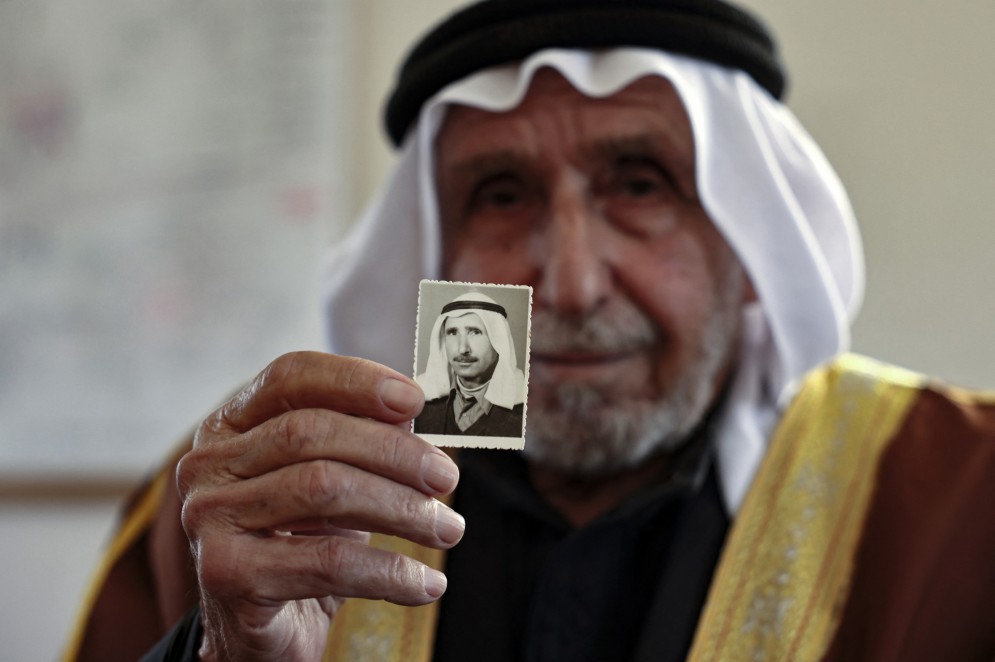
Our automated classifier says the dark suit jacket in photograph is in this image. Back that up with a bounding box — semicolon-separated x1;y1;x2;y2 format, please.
414;390;524;437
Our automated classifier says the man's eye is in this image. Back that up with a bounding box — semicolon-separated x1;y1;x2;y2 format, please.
612;161;672;200
446;328;458;335
620;175;662;197
470;175;527;211
488;189;520;207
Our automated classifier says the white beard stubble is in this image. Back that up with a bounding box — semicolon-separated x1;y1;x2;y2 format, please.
523;267;745;477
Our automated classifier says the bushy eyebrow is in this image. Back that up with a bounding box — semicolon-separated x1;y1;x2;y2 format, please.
444;134;687;170
588;134;659;158
444;321;486;334
443;149;530;182
586;133;690;167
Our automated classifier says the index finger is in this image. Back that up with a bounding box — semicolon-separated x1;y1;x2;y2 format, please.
214;351;424;434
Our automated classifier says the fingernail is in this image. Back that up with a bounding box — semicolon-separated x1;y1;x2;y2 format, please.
435;503;465;545
380;379;422;415
424;567;447;599
422;451;459;493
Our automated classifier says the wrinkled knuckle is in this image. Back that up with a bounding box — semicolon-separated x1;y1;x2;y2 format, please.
196;539;237;596
386;553;419;591
274;410;320;456
318;537;351;581
256;360;285;394
336;356;366;392
175;454;194;495
195;409;224;438
179;488;217;537
259;351;304;393
175;450;207;496
299;460;347;507
376;426;411;469
278;409;336;457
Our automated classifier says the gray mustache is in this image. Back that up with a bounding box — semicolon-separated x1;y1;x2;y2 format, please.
529;302;658;354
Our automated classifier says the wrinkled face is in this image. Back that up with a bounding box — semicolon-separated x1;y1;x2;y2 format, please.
435;70;751;475
444;312;499;387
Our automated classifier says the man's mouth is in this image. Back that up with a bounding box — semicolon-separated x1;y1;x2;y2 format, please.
532;350;642;365
530;349;649;385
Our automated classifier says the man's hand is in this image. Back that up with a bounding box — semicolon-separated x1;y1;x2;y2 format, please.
176;351;463;661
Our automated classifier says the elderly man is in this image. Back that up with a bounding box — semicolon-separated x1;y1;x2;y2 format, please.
69;1;995;661
415;292;526;437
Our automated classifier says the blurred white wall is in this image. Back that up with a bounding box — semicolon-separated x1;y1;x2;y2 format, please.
2;1;994;660
738;0;995;389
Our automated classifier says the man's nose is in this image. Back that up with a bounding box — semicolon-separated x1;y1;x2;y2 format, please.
533;177;611;315
459;333;471;354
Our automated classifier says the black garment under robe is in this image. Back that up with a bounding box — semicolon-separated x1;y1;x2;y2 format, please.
433;444;728;662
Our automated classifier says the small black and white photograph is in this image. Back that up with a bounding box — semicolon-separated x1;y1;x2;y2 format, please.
413;280;532;448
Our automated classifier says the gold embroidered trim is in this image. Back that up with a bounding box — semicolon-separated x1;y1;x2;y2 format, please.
323;535;445;662
687;354;923;661
323;488;453;662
